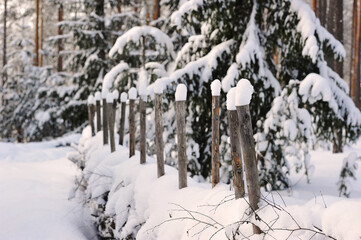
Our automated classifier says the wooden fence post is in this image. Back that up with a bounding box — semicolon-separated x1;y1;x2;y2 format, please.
176;84;187;189
154;80;165;177
107;93;116;153
128;87;137;158
119;92;127;145
226;88;245;199
211;80;221;187
102;91;109;145
235;79;261;234
112;90;119;126
138;69;148;164
95;92;101;132
88;95;96;136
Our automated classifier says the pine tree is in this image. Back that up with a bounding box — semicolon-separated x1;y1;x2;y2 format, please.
144;0;361;190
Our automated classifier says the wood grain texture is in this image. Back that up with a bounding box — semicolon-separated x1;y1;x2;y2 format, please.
96;100;101;132
129;99;135;157
211;96;220;188
236;105;261;234
227;110;245;199
119;102;126;145
102;99;108;145
155;94;165;177
139;97;146;164
108;102;116;153
176;101;187;189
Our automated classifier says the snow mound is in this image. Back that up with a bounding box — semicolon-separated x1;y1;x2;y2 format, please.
175;84;187;101
235;79;254;106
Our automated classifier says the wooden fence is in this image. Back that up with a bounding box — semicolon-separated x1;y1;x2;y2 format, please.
87;80;261;234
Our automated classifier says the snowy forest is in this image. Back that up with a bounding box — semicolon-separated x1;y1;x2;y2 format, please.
1;0;361;239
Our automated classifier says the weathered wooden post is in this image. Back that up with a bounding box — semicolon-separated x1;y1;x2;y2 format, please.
176;84;187;189
107;93;116;153
112;90;119;125
154;79;165;177
119;92;127;145
138;69;148;164
211;80;221;187
128;87;137;158
235;79;261;234
102;91;109;145
87;95;96;136
95;92;101;132
227;87;245;199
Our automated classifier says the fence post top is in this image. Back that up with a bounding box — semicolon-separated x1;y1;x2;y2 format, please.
235;79;254;107
106;92;114;103
112;90;119;100
88;95;95;105
175;84;187;101
129;87;138;100
226;87;236;110
154;79;164;94
211;79;221;96
95;91;101;101
121;92;128;102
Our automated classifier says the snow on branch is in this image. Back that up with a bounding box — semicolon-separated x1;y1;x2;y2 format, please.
290;0;345;59
101;62;129;97
147;40;236;96
109;26;175;59
222;1;280;94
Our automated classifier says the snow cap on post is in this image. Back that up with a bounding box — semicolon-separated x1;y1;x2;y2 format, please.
211;79;221;96
106;93;114;103
95;91;101;101
153;79;164;94
235;79;254;106
112;90;119;101
88;95;95;105
102;88;109;99
226;87;236;110
138;68;148;99
121;92;128;102
129;87;137;100
175;84;187;101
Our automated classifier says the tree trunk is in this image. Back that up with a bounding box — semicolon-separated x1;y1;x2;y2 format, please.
211;96;220;187
119;101;126;145
351;0;360;107
129;99;136;157
176;101;187;189
155;94;165;177
326;0;334;69
103;98;109;145
57;3;63;72
1;0;7;106
153;0;160;20
117;0;121;13
139;97;146;164
34;0;40;66
318;0;327;27
39;0;44;67
227;110;245;199
312;0;317;13
236;105;261;235
333;0;343;78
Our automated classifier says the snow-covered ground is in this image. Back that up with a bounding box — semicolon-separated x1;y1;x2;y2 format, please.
76;127;361;240
0;135;96;240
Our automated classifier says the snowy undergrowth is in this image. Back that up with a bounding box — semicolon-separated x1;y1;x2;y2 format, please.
71;127;361;240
